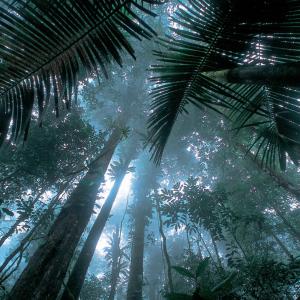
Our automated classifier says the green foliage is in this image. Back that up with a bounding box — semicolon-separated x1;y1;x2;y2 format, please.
167;259;236;300
169;256;300;299
236;256;300;299
172;258;210;281
0;108;104;233
158;178;229;241
157;171;300;298
80;274;109;300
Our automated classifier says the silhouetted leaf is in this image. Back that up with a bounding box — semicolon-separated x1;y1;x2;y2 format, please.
2;208;14;217
172;266;195;279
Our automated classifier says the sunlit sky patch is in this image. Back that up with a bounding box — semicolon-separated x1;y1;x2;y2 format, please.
95;170;133;254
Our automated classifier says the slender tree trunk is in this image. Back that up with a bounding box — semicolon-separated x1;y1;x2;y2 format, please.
108;227;122;300
197;230;218;269
202;61;300;86
126;199;149;300
155;198;174;293
186;228;192;254
9;127;122;300
61;157;131;300
108;265;120;300
108;195;130;300
196;240;203;260
126;160;157;300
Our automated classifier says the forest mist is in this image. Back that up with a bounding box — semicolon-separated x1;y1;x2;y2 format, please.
0;0;300;299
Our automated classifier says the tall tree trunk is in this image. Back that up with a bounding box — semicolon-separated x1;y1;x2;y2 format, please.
108;226;122;300
108;194;130;300
202;61;300;86
61;156;131;300
155;198;174;293
126;159;158;300
126;198;149;300
9;127;122;300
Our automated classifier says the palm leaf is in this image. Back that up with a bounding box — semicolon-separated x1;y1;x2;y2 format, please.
148;0;300;169
234;86;300;169
0;0;160;144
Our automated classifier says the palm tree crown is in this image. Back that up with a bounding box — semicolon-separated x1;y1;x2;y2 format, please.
148;0;300;169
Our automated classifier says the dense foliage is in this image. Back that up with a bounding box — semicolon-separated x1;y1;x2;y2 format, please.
0;0;300;299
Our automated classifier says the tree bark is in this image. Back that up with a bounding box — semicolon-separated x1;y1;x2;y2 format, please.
108;195;130;300
202;61;300;86
126;199;149;300
61;157;131;300
155;198;174;293
9;127;122;300
126;161;158;300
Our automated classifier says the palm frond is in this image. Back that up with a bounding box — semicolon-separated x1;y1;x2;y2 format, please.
246;124;288;171
0;0;160;144
148;0;300;169
231;86;300;169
